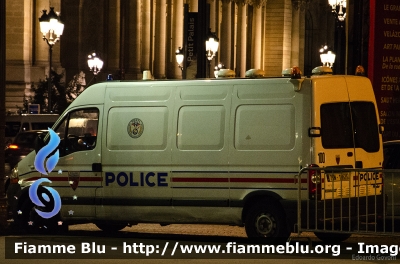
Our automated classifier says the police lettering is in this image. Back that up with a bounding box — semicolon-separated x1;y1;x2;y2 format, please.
105;172;168;187
359;172;379;181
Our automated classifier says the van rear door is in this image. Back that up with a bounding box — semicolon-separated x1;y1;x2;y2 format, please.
345;76;382;169
311;76;382;199
312;76;354;169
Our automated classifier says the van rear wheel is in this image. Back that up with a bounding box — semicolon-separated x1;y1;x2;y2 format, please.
245;200;289;243
314;232;351;243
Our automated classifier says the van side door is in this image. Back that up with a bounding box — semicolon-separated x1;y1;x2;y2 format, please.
50;107;102;220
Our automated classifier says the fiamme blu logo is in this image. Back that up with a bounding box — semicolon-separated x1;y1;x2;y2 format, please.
30;128;62;219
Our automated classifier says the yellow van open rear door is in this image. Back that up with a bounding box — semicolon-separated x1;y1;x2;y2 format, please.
311;76;383;200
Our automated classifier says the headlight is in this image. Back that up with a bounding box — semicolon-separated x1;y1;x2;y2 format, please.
10;166;19;184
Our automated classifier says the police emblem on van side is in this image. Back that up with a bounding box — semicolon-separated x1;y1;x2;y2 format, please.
127;118;144;138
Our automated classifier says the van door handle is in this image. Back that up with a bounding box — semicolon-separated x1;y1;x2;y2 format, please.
92;163;102;172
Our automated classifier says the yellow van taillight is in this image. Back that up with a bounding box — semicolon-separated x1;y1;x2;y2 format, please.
308;164;321;200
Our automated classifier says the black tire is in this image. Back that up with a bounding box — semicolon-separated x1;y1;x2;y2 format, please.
95;222;127;233
245;200;290;244
314;232;351;243
14;195;66;234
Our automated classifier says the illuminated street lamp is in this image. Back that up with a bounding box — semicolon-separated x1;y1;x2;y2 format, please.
319;45;336;68
87;52;104;83
328;0;346;22
38;7;64;113
175;47;184;71
214;62;225;78
205;28;219;78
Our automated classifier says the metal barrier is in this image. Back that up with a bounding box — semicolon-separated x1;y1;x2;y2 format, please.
296;167;400;237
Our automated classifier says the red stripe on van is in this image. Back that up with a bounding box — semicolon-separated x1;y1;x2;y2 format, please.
231;178;296;183
171;177;228;182
171;177;307;183
25;176;102;182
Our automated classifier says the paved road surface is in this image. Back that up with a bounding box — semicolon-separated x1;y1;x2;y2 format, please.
1;223;400;263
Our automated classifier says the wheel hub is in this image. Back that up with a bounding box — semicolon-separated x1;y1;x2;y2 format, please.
255;213;276;236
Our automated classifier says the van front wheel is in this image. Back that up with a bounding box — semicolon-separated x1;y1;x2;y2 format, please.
245;201;289;243
95;222;127;233
14;198;65;234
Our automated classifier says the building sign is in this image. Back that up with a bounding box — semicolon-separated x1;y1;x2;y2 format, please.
369;0;400;141
187;12;197;67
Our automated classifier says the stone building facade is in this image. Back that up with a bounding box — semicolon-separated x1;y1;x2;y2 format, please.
6;0;342;114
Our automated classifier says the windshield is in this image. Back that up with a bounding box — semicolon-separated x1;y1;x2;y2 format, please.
320;102;379;152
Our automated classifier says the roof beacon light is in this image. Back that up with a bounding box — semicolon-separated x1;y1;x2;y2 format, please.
217;69;236;78
282;67;302;79
282;68;292;77
355;65;365;76
291;66;302;79
312;66;333;75
245;69;266;78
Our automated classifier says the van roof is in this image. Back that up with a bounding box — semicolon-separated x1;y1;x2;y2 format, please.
69;75;370;109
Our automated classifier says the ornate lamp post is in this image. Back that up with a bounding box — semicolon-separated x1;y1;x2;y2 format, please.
87;52;104;83
205;28;219;78
38;7;64;113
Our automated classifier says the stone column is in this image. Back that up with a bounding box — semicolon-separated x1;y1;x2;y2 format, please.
141;0;151;73
220;0;232;69
7;0;40;112
172;0;184;79
252;2;264;69
209;0;217;32
209;0;218;73
106;0;121;75
128;0;142;79
291;1;300;68
290;0;307;70
235;1;247;77
189;0;198;12
154;0;167;79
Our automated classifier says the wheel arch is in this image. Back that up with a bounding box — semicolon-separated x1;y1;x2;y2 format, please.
241;190;285;223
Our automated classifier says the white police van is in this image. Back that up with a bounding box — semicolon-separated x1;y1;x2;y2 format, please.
10;67;384;243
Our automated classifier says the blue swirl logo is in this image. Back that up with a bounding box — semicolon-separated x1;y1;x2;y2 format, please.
34;128;60;175
31;128;62;219
29;178;61;219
